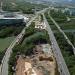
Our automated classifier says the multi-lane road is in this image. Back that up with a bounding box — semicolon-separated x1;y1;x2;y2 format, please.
0;8;49;75
48;11;75;54
42;13;70;75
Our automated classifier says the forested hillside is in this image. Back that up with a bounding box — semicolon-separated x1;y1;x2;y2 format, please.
2;0;47;13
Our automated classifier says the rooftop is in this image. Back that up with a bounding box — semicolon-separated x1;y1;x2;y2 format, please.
0;11;29;20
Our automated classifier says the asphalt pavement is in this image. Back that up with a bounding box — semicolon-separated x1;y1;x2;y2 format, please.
48;11;75;54
43;13;70;75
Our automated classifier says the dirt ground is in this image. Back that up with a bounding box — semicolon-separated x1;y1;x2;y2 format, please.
16;44;56;75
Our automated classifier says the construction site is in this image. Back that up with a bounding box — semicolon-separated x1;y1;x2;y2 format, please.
16;44;58;75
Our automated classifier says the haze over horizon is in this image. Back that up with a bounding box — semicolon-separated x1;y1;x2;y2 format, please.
25;0;73;2
45;0;72;1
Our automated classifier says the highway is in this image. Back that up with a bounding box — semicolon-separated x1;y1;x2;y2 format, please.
42;13;70;75
0;8;48;75
48;11;75;54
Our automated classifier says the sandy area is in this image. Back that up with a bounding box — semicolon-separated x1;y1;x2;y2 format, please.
16;44;56;75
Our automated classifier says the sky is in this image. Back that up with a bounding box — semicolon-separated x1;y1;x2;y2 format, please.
55;0;72;1
68;0;72;1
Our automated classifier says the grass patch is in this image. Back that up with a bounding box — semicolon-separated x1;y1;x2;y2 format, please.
55;19;75;30
54;32;75;75
0;37;15;52
0;37;15;64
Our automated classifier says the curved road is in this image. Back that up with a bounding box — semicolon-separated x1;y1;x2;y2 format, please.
0;15;37;75
0;8;49;75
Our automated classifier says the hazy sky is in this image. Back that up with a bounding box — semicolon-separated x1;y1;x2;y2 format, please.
46;0;72;1
68;0;72;1
55;0;72;1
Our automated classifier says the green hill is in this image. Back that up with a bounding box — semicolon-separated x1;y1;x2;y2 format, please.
2;0;47;13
